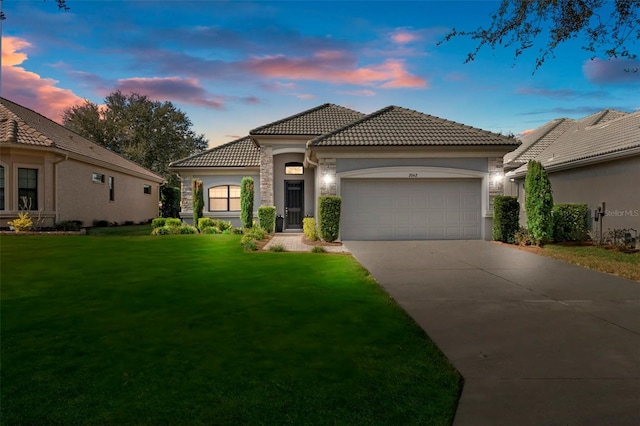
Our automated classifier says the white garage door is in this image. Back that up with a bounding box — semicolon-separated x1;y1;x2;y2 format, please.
341;178;481;240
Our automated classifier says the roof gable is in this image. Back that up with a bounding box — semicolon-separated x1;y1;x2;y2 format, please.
249;103;365;136
1;98;164;182
169;136;259;168
310;106;520;147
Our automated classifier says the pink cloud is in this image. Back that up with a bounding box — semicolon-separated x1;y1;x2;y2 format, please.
114;77;226;109
245;51;426;88
391;29;419;44
1;36;83;122
517;129;535;138
338;89;376;97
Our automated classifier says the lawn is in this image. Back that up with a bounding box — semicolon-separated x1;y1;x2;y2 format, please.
1;233;461;425
530;244;640;281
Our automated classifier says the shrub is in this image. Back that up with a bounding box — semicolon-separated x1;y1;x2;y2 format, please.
8;212;33;231
258;206;276;233
92;219;109;227
213;219;233;232
514;227;534;246
165;218;183;228
55;220;82;231
233;227;244;235
245;225;267;241
493;196;520;243
242;240;257;251
318;196;341;242
151;226;171;236
178;225;198;234
192;179;204;227
525;160;553;245
303;217;319;241
200;226;220;234
241;177;254;229
269;244;286;252
552;204;589;242
311;246;326;253
160;185;180;218
198;217;216;230
152;217;167;229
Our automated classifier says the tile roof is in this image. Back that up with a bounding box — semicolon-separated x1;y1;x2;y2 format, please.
509;109;640;176
504;118;574;165
0;98;164;182
169;136;259;168
250;103;365;136
310;106;520;147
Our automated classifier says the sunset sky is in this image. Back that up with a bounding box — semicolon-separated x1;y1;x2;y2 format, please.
2;0;638;147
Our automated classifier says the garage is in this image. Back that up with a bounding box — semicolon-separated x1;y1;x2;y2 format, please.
340;178;481;240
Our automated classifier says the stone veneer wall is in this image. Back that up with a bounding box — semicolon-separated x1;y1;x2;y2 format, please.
318;158;337;196
260;146;274;206
488;157;504;214
181;176;193;213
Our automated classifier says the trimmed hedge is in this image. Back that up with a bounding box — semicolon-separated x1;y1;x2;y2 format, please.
241;177;254;229
318;196;341;242
152;217;167;229
493;196;520;243
303;217;319;241
552;203;589;242
258;206;276;233
197;217;216;230
525;160;553;245
192;179;204;227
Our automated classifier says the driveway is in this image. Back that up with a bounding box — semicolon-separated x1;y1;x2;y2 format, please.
344;240;640;426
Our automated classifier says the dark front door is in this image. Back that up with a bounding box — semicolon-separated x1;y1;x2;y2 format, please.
285;180;304;229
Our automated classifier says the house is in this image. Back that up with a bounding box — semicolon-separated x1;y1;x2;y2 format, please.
504;109;640;230
170;104;519;240
0;97;165;228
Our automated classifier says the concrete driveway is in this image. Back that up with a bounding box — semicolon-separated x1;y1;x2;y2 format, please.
344;240;640;426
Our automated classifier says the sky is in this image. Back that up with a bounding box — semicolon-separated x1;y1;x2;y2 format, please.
1;0;639;148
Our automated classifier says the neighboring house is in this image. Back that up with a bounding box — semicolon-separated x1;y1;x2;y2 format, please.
171;103;518;240
0;98;165;228
504;109;640;230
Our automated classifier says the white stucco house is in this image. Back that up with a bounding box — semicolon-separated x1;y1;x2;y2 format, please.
169;104;519;240
0;97;165;228
504;109;640;230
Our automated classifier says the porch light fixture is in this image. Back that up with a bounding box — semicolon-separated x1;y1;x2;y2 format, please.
491;172;504;185
323;173;334;185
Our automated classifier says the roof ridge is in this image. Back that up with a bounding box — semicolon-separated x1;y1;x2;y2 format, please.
1;100;55;146
509;118;572;162
169;136;253;166
250;103;348;135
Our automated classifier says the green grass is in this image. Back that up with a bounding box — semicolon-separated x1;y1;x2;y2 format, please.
540;244;640;281
1;233;461;425
86;223;154;236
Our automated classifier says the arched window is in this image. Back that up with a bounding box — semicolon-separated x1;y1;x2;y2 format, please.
285;162;304;175
209;185;241;211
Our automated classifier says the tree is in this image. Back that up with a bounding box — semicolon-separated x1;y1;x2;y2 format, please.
240;177;254;229
524;161;554;245
439;0;639;72
63;91;208;187
192;179;204;226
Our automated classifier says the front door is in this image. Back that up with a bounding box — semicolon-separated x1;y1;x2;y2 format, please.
285;180;304;229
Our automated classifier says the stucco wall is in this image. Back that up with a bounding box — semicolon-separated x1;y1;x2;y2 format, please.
179;173;261;227
57;159;161;226
336;157;488;173
509;156;640;230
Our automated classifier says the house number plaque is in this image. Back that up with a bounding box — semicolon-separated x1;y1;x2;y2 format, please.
408;173;418;178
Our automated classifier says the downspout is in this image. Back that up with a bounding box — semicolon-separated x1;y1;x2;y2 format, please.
305;140;320;219
53;153;69;224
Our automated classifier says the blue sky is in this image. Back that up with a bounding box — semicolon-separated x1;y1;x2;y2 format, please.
2;0;638;147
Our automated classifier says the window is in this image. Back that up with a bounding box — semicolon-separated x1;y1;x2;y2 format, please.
0;165;4;210
92;173;105;183
143;184;152;195
285;162;304;175
18;168;38;210
209;185;240;211
108;176;114;201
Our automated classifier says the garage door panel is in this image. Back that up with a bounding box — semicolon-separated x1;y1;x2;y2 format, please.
341;178;481;240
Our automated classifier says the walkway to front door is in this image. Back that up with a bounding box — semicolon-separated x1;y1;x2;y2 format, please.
285;180;303;230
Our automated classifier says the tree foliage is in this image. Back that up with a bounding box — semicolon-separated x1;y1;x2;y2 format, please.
439;0;639;72
62;91;208;186
192;179;204;226
524;161;554;245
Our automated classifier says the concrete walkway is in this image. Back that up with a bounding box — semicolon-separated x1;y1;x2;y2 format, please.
344;240;640;426
263;233;350;253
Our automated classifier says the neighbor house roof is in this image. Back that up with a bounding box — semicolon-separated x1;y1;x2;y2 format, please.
250;103;365;136
310;106;520;147
169;136;259;168
508;109;640;177
0;98;164;182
